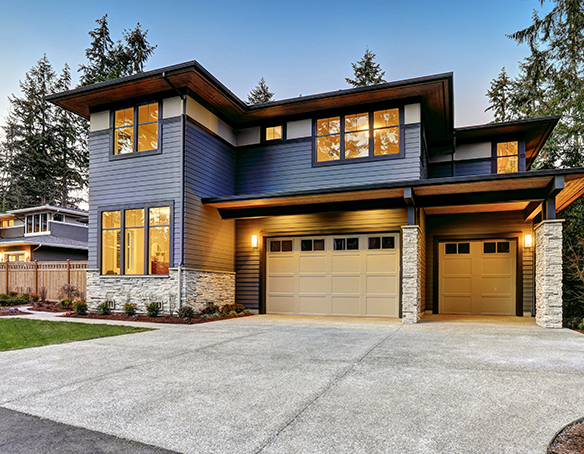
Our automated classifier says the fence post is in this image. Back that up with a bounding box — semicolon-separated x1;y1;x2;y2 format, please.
5;261;9;294
34;260;38;295
67;259;71;286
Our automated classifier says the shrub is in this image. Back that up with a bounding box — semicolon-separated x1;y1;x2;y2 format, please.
21;292;30;301
59;298;74;310
146;302;160;317
177;306;195;319
97;302;112;315
578;318;584;330
201;313;210;320
220;303;247;314
58;283;80;301
39;287;47;303
17;294;30;305
8;291;17;297
30;293;40;302
243;309;252;315
124;303;137;316
200;302;220;315
73;301;88;315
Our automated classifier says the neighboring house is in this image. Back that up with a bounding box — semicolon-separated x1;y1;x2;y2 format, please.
0;205;88;262
47;60;584;328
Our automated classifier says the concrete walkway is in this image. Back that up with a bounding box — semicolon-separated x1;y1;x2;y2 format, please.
1;314;583;453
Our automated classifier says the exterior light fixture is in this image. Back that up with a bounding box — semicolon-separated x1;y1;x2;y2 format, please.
251;235;258;248
0;252;3;261
525;234;532;248
24;251;30;260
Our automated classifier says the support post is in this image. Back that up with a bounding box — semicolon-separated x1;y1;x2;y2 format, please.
535;219;564;328
34;260;38;295
67;259;71;286
401;225;423;324
5;261;8;295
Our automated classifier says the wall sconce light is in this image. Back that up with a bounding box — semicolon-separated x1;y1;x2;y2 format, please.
0;252;3;261
251;235;258;248
524;234;532;248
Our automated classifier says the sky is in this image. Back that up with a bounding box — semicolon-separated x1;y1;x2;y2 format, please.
0;0;554;131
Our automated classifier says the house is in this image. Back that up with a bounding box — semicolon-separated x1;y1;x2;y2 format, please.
0;205;88;262
47;60;584;328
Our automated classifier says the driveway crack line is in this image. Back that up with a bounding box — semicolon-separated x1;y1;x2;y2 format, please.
255;324;404;453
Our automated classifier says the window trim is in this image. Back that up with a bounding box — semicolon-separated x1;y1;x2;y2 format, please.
312;107;404;167
109;101;162;160
98;202;173;276
491;139;525;174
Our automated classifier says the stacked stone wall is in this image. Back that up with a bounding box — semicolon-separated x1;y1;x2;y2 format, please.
86;268;235;314
534;220;564;328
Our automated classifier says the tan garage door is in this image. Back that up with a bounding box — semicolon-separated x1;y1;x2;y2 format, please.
266;233;400;317
439;239;516;315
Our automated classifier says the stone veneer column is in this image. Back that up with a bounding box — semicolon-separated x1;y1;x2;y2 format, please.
401;225;423;324
535;219;564;328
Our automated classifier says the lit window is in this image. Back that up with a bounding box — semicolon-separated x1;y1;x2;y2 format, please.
496;141;519;174
0;220;14;227
266;126;282;141
25;214;48;234
114;103;159;155
316;108;401;163
101;206;170;275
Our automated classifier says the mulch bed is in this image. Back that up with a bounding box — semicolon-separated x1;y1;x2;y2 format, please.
60;312;253;324
548;419;584;454
0;307;32;317
30;302;69;313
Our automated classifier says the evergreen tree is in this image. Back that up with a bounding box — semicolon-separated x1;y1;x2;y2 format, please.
0;56;87;209
485;67;514;122
247;77;275;104
345;47;386;88
79;14;157;86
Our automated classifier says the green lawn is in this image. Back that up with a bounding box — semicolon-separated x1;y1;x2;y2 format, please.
0;319;153;351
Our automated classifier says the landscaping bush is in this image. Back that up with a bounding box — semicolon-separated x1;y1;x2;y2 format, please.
8;291;17;297
59;298;74;310
200;302;220;315
73;301;88;315
124;303;137;316
220;303;247;314
578;318;584;330
146;302;160;317
30;293;39;302
97;302;112;315
17;294;30;304
177;306;195;319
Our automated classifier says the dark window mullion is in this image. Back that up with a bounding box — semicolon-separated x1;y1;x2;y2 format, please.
340;116;345;160
368;114;374;157
145;208;150;275
120;210;126;275
133;107;138;153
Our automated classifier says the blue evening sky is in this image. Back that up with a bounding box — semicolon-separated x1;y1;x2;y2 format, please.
0;0;552;130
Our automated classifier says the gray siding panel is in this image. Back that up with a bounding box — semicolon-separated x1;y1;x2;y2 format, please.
33;247;88;262
49;222;88;242
88;118;183;270
184;121;236;272
455;160;492;177
236;127;421;194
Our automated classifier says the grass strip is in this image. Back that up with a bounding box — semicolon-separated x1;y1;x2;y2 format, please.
0;318;153;351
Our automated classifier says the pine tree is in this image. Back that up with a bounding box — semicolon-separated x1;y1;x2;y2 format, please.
247;77;275;104
345;47;386;88
79;14;157;86
485;67;514;122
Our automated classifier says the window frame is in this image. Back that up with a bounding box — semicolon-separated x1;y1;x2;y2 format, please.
491;139;525;174
109;101;162;161
98;202;173;276
312;107;404;167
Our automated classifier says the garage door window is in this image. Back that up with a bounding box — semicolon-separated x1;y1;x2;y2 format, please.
445;242;470;254
368;236;396;249
484;241;510;254
271;240;293;252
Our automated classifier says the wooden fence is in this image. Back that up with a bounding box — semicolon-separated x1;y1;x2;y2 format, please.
0;261;87;302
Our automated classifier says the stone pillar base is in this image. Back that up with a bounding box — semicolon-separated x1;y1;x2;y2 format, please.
401;225;423;324
534;220;564;328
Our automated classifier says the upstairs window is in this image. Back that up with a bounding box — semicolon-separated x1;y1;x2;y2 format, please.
114;102;159;155
0;220;14;227
266;126;283;141
25;214;48;234
315;108;401;164
496;141;519;174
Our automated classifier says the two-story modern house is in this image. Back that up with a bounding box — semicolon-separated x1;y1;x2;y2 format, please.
47;60;584;327
0;205;88;262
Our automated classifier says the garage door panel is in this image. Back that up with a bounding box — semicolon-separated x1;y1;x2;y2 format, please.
299;276;327;294
332;255;360;273
367;297;398;317
479;297;514;315
443;277;471;294
298;296;328;315
332;297;360;315
268;276;294;293
443;258;472;275
442;296;471;313
332;276;360;294
268;296;295;314
481;277;511;294
366;275;396;294
299;256;326;273
481;257;511;274
366;254;397;273
269;256;295;273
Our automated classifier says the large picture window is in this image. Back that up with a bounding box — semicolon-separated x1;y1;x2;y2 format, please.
315;108;401;163
101;206;170;275
496;141;519;174
113;102;159;155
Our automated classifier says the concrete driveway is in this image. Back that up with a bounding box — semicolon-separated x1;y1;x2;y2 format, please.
1;314;583;453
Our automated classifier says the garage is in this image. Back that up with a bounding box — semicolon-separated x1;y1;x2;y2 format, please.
439;239;517;315
266;233;400;317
